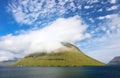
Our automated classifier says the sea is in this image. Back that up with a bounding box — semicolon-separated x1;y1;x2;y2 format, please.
0;66;120;78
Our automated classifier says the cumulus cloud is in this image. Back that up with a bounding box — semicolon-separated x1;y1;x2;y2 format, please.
0;16;90;61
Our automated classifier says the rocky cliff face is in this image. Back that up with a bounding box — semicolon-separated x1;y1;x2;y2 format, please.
109;56;120;65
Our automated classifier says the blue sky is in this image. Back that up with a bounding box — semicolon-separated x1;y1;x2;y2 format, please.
0;0;120;63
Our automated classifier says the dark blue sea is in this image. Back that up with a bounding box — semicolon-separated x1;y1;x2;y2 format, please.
0;66;120;78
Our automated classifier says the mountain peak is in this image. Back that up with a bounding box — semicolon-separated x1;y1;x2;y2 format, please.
61;42;80;50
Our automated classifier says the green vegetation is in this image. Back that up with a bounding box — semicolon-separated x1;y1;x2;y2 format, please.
13;43;105;66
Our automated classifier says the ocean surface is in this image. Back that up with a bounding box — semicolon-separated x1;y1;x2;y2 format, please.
0;66;120;78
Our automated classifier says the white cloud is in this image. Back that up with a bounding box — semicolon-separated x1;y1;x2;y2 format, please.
83;15;120;63
106;5;118;11
4;0;120;63
97;14;118;20
0;50;23;61
110;0;116;4
0;16;90;61
86;34;120;63
8;0;78;26
0;51;14;61
98;8;103;12
95;14;120;37
107;14;120;33
84;6;91;9
87;0;98;4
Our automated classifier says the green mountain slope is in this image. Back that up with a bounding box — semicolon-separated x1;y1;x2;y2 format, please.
13;43;105;66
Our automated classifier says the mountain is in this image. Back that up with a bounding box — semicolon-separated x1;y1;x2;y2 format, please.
2;57;19;63
13;42;105;66
108;56;120;65
0;58;19;66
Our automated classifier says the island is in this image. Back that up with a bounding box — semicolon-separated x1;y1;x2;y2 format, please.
13;42;105;66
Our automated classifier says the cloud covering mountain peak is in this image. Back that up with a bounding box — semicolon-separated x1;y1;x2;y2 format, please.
0;16;90;61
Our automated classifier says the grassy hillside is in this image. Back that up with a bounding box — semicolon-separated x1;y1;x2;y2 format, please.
13;43;105;66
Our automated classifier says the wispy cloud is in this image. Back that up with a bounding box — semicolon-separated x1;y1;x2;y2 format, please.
80;15;120;63
86;34;120;63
